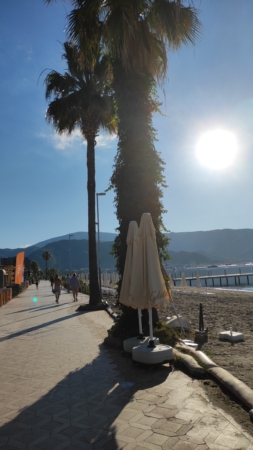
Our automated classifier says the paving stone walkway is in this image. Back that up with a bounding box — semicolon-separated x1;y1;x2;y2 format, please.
0;281;253;450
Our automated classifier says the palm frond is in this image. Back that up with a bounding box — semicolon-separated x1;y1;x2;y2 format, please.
44;40;117;139
148;0;201;48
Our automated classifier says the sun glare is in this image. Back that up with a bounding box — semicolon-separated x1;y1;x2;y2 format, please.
196;129;237;170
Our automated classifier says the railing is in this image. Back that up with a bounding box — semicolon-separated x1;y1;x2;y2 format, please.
0;288;12;307
172;273;253;287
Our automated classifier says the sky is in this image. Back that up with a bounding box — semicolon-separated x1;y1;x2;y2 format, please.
1;0;253;249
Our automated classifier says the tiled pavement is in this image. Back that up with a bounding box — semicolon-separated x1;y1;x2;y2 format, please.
0;282;253;450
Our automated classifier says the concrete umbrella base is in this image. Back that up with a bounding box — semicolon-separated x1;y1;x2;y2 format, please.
123;336;159;353
132;344;173;365
219;331;244;342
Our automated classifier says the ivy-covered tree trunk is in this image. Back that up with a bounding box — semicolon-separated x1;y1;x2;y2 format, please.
86;136;101;305
111;67;169;330
111;67;169;279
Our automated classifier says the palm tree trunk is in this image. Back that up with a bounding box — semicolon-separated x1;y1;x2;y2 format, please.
87;137;100;305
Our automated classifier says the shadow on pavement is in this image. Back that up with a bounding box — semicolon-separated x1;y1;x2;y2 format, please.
5;303;70;315
0;344;172;449
0;306;73;328
0;312;80;343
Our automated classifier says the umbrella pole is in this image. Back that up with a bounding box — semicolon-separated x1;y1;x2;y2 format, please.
138;309;144;339
147;309;155;348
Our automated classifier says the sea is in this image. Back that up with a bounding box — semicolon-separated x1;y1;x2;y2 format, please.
167;263;253;292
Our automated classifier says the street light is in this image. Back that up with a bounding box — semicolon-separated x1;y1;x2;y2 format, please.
69;234;74;273
96;192;106;298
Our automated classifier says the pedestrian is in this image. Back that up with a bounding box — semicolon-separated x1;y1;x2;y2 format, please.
35;277;39;289
53;274;62;304
50;276;54;288
69;273;80;302
66;274;71;293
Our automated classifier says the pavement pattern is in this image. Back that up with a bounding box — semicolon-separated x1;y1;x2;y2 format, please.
0;281;253;450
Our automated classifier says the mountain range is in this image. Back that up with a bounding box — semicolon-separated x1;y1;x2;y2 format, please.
1;228;253;271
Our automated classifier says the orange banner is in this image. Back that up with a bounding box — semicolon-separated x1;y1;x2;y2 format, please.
15;252;25;284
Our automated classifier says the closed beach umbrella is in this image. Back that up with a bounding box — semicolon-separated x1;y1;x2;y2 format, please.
120;221;144;337
129;213;171;345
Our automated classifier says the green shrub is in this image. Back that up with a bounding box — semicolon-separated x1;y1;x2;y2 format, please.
153;321;180;347
8;283;27;298
79;280;90;295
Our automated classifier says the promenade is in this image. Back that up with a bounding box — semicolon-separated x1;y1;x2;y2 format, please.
0;282;253;450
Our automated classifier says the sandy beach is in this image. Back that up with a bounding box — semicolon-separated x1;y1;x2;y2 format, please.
158;286;253;432
160;286;253;390
106;285;253;389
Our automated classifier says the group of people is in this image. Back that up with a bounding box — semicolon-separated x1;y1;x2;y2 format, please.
50;273;80;304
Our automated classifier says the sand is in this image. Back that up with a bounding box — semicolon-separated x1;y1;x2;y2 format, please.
158;286;253;433
160;286;253;390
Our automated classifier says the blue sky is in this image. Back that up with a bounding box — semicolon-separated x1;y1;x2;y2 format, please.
1;0;253;249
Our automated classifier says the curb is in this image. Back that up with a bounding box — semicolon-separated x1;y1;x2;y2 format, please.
173;348;205;376
102;300;120;322
175;342;253;418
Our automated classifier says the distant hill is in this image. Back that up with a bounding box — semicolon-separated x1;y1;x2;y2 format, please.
28;239;116;271
167;229;253;262
33;228;253;262
0;245;39;259
2;228;253;270
168;251;213;266
34;231;117;248
27;241;212;271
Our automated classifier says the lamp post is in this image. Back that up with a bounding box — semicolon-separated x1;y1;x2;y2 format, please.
96;192;106;298
69;234;74;273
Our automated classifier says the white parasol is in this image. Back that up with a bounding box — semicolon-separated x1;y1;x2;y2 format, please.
129;213;171;346
119;221;143;337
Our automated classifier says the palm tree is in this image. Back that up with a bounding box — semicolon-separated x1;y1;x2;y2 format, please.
31;260;40;276
44;42;116;306
44;0;201;279
42;251;52;279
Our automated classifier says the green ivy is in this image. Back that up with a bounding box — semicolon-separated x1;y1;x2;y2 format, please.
110;66;169;279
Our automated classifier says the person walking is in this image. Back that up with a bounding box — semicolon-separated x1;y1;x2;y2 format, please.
50;276;54;289
69;273;80;302
53;274;62;304
66;274;71;293
35;277;39;289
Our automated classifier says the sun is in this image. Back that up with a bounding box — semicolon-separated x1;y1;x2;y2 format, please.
196;129;237;170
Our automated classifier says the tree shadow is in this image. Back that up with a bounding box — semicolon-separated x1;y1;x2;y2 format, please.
0;344;172;449
6;299;71;315
0;312;81;343
1;305;73;328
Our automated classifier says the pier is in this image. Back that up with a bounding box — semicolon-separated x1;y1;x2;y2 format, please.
172;272;253;287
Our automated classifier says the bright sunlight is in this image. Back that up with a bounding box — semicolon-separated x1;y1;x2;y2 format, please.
196;129;237;170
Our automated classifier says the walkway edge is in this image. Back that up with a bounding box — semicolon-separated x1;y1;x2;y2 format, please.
173;348;205;376
208;366;253;411
176;343;253;417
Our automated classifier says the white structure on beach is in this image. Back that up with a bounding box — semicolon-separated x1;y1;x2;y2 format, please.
180;272;187;287
196;271;202;288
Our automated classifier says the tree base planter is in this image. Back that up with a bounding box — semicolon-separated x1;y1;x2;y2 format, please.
132;344;173;365
123;336;159;353
219;331;244;342
76;303;106;312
